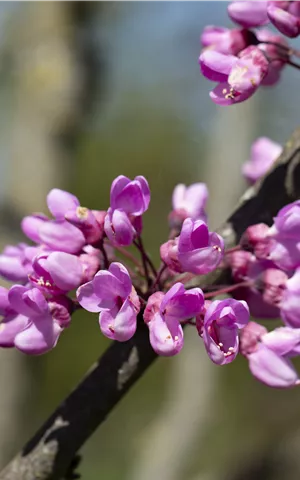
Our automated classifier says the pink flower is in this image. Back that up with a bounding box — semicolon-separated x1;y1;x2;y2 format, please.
76;262;140;342
0;286;69;355
22;191;87;254
232;257;283;319
228;1;269;28
29;251;83;294
104;175;150;246
169;183;208;228
268;201;300;270
178;219;224;275
267;4;300;38
144;283;204;356
110;175;150;216
242;137;282;184
257;29;289;86
0;243;38;282
241;322;300;388
203;298;249;365
200;46;269;106
161;219;224;275
280;268;300;327
201;26;251;55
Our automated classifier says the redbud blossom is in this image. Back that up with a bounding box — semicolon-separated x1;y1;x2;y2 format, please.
242;137;282;184
110;175;150;216
77;262;140;342
29;252;83;294
280;268;300;327
203;298;249;365
144;283;204;356
201;26;251;56
267;4;300;38
0;243;38;282
178;219;224;275
2;286;66;355
228;1;269;28
241;322;300;388
170;183;208;228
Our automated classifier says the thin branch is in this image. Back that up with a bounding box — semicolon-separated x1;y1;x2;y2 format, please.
1;127;300;480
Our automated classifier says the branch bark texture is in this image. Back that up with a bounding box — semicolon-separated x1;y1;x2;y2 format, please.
1;128;300;480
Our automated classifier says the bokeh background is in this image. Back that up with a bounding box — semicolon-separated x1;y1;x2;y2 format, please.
0;2;300;480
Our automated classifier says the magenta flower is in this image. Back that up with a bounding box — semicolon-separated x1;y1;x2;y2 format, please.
178;219;224;275
228;1;269;28
202;298;249;365
104;175;150;246
48;188;105;244
242;137;282;184
0;243;37;282
144;283;204;356
241;322;300;388
257;29;289;86
280;268;300;327
240;223;272;258
29;251;83;294
21;188;86;254
0;287;28;348
201;26;250;55
200;46;269;106
268;201;300;270
232;257;283;319
267;4;300;38
110;175;150;216
169;183;208;228
76;262;140;341
0;286;68;355
104;208;137;247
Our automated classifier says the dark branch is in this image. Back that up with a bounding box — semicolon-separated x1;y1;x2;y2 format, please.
1;127;300;480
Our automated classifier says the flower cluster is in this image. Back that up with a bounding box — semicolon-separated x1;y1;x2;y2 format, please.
0;174;251;374
0;137;299;390
199;1;300;105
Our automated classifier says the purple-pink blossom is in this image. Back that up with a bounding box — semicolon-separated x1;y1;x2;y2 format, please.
242;137;283;184
29;251;83;294
228;1;269;28
178;219;224;275
280;268;300;327
76;262;140;341
104;175;150;246
202;298;249;365
241;322;300;388
144;283;204;356
0;243;37;282
200;46;269;106
169;183;208;228
0;286;70;355
201;26;251;56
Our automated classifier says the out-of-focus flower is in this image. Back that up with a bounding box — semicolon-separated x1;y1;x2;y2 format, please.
169;183;208;229
228;1;269;28
242;137;282;184
0;243;38;282
201;26;252;55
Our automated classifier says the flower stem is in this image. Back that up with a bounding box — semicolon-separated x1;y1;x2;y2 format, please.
99;241;109;269
151;263;167;291
204;280;252;299
224;245;241;255
114;245;143;271
134;237;151;287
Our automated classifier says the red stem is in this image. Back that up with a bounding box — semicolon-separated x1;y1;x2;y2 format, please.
204;280;253;299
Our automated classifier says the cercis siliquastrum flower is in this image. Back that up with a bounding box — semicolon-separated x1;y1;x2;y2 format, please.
1;168;300;390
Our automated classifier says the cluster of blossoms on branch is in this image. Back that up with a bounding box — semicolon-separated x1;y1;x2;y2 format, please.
0;132;299;388
199;1;300;105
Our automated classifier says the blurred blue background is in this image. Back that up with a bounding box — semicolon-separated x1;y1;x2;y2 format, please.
0;2;300;480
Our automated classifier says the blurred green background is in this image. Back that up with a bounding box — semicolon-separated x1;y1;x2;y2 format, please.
0;2;300;480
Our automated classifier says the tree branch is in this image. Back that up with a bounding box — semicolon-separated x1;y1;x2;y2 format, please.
1;127;300;480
